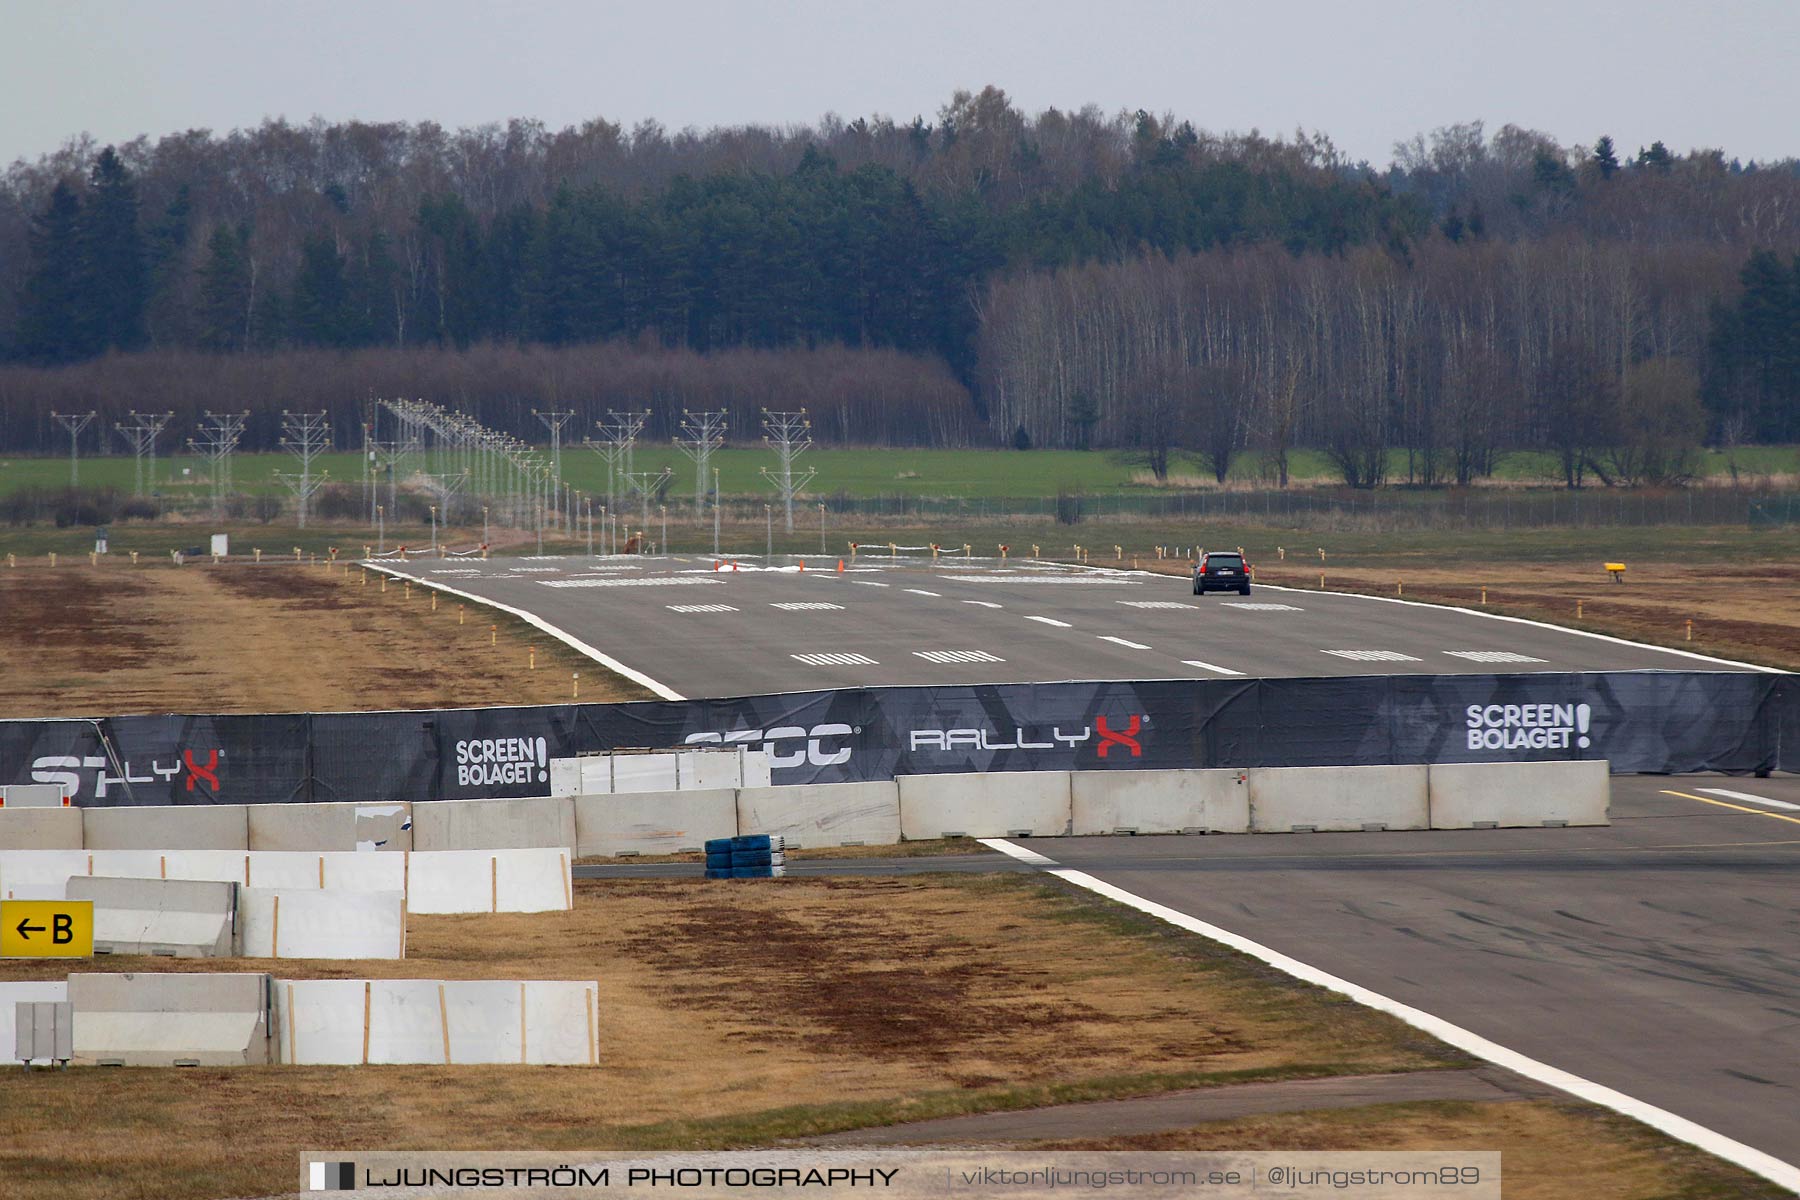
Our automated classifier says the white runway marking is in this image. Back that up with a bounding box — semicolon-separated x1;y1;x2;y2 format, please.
1182;659;1245;676
1323;649;1422;662
770;601;845;611
965;574;1137;584
1221;602;1303;611
666;604;739;613
853;580;890;587
904;588;942;597
1443;650;1549;664
539;576;721;588
511;566;562;573
1098;636;1152;650
1118;600;1197;610
914;650;1005;664
791;652;878;667
1698;788;1800;811
1024;616;1072;628
962;600;1004;608
978;839;1800;1195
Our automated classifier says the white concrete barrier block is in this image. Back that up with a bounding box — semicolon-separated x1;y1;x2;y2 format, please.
276;978;365;1064
1429;760;1610;828
1;783;70;807
0;849;91;896
69;971;273;1065
736;782;901;848
82;805;249;851
411;797;575;852
1248;765;1429;832
574;789;737;857
366;980;446;1064
69;875;237;958
405;848;571;913
1070;769;1249;835
276;978;598;1065
248;802;412;852
0;808;83;849
239;888;407;959
609;753;679;794
897;771;1072;840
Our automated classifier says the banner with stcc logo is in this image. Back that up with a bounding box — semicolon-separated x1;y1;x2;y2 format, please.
684;724;853;768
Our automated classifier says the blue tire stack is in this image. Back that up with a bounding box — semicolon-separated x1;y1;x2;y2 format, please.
704;834;786;879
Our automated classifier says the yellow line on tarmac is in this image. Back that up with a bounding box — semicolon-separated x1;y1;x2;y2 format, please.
1662;789;1800;827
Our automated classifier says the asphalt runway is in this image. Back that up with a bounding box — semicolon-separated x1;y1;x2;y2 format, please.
1013;774;1800;1165
378;554;1757;698
574;775;1800;1163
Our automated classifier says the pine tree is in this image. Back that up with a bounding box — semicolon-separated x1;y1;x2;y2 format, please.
16;180;86;363
1593;135;1619;179
289;234;352;346
197;224;253;351
78;147;148;354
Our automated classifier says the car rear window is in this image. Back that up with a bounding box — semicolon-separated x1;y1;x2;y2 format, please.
1207;555;1243;569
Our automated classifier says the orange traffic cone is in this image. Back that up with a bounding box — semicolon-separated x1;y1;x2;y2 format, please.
837;559;844;573
713;560;720;571
732;560;739;571
799;560;805;572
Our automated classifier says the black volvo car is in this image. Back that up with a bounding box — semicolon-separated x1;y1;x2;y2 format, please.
1192;549;1251;595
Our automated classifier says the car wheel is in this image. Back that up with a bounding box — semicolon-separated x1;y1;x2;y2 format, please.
1240;584;1251;595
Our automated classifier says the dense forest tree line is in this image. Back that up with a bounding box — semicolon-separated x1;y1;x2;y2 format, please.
1;90;1797;467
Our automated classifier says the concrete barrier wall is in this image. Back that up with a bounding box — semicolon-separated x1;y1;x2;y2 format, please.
83;805;249;851
1429;760;1610;828
1247;765;1430;832
1;981;69;1064
276;978;598;1065
239;888;406;959
69;971;273;1065
0;807;84;849
897;772;1073;840
247;802;413;852
611;753;680;794
406;848;571;913
736;781;901;847
574;789;736;856
68;876;237;958
0;850;90;896
1;783;70;807
411;797;575;852
1070;770;1250;835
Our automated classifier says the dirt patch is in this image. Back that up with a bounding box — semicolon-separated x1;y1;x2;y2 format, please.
0;874;1459;1200
0;561;651;716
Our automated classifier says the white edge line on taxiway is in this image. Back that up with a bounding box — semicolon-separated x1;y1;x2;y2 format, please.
364;562;685;701
976;836;1800;1194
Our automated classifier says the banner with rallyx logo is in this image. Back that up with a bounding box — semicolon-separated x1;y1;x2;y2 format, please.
0;671;1790;806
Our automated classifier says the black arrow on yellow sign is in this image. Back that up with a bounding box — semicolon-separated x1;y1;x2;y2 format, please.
15;917;46;939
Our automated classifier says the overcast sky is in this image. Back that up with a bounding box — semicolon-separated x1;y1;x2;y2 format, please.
3;0;1796;170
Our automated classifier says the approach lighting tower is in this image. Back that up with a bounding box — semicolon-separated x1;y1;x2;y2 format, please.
760;409;815;533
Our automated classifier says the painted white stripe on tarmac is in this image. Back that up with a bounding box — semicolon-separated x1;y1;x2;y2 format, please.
364;564;684;700
1698;788;1800;811
1098;636;1152;650
962;600;1004;608
904;588;942;597
1024;616;1072;628
977;837;1800;1193
1182;659;1244;676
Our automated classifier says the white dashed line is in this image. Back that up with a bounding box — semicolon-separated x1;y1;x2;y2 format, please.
1098;636;1152;650
1221;602;1303;611
853;580;890;587
962;600;1004;608
1443;650;1548;664
1697;788;1800;811
1322;649;1422;662
1024;616;1072;628
770;601;845;611
914;650;1005;664
904;588;942;597
791;652;878;667
1118;600;1197;610
540;577;721;588
665;604;739;613
1182;659;1244;676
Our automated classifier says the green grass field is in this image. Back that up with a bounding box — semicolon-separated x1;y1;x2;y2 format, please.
3;444;1796;502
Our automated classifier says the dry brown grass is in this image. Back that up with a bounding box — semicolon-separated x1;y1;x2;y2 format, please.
1144;557;1800;670
0;874;1460;1200
0;561;651;717
1043;1099;1786;1199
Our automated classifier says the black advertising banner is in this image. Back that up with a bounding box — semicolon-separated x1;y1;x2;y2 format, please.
0;671;1791;807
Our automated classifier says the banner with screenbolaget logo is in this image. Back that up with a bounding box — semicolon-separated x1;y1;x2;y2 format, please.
0;671;1790;806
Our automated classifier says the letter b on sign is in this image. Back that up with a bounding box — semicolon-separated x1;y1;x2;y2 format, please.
53;913;72;944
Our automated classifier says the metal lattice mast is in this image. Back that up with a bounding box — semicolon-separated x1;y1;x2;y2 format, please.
588;410;648;529
51;411;96;486
621;466;672;545
533;409;575;530
676;409;727;514
188;411;248;519
760;409;816;533
276;410;331;528
114;411;173;497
